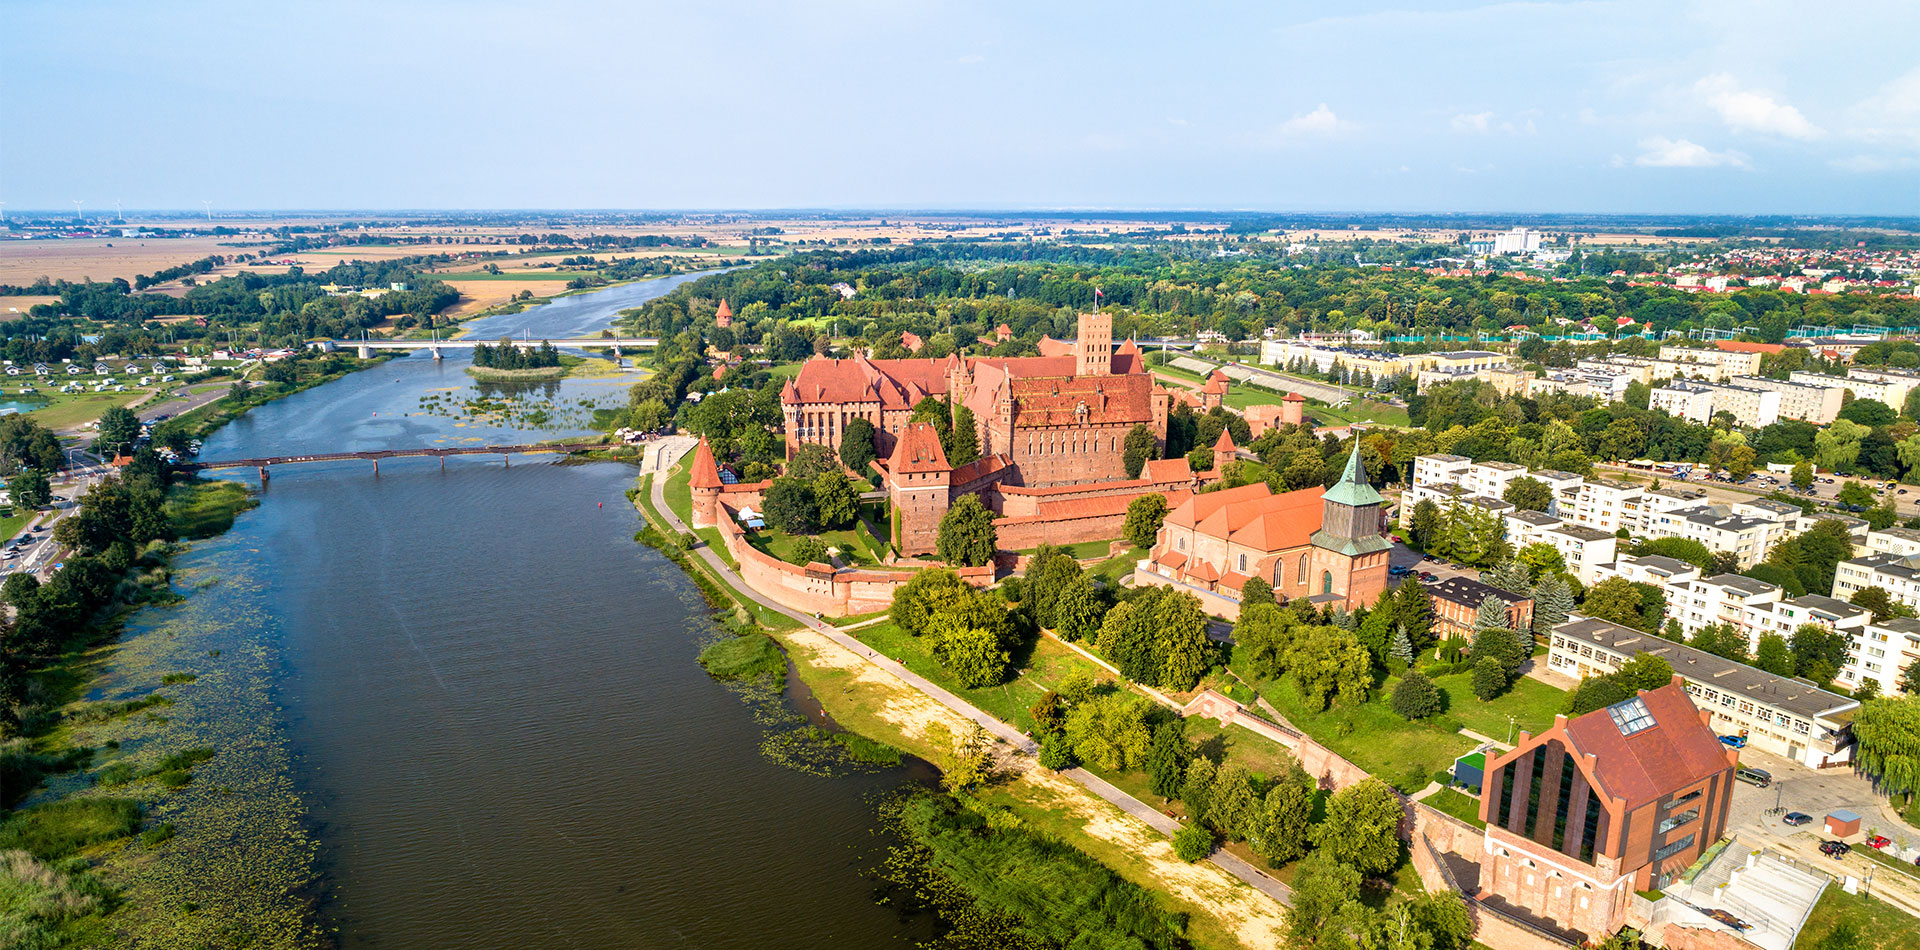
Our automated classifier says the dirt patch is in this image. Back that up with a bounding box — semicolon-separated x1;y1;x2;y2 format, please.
781;628;971;743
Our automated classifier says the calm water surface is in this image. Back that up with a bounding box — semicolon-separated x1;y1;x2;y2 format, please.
189;277;923;948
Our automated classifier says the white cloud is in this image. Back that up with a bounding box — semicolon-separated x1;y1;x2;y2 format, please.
1278;103;1346;137
1695;74;1822;139
1166;117;1189;127
1846;66;1920;149
1633;136;1750;168
1451;111;1492;133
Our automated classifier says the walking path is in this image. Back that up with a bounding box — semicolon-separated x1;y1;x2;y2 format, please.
646;467;1292;905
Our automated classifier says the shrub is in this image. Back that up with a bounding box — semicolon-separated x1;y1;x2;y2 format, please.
1172;824;1215;862
697;634;785;679
0;799;142;860
1038;735;1078;771
1471;656;1508;701
1391;670;1442;720
787;536;830;566
141;823;177;847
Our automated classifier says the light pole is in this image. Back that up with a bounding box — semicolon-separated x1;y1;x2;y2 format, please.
1507;714;1517;745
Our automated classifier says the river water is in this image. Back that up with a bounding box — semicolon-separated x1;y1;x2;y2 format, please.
116;277;927;948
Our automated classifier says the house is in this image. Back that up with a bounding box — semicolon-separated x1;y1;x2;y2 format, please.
1477;677;1737;940
1428;575;1534;642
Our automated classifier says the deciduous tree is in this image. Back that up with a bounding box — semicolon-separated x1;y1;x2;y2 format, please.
1313;778;1403;875
1122;492;1168;549
936;494;996;566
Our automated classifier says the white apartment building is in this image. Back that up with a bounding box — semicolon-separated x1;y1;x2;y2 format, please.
1502;510;1619;584
1855;616;1920;696
1670;574;1786;642
1531;469;1588;516
1550;616;1859;767
1846;367;1920;407
1567;478;1646;534
1461;460;1530;500
1649;384;1717;423
1650;511;1776;568
1491;227;1542;255
1866;526;1920;558
1789;371;1899;405
1591;553;1703;589
1658;346;1765;377
1724;376;1842;424
1577;357;1656;386
1833;552;1920;611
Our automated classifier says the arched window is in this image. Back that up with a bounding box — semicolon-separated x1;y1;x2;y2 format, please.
1297;555;1309;584
1322;571;1333;595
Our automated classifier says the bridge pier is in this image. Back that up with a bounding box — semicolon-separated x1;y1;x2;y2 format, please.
428;346;442;361
258;466;269;484
372;458;379;476
611;344;621;359
357;344;373;359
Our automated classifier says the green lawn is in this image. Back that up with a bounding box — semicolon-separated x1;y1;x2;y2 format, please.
662;457;693;525
1423;788;1486;828
1088;547;1146;586
1015;539;1118;559
1232;667;1474;793
1224;385;1296;410
1430;671;1566;741
851;621;1114;734
1304;399;1411;428
746;522;890;568
26;391;148;430
1799;884;1919;950
765;363;805;378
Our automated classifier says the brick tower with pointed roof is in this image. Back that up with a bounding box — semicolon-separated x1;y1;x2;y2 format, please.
1304;446;1391;609
714;298;733;328
884;422;952;557
690;437;724;527
1212;429;1237;473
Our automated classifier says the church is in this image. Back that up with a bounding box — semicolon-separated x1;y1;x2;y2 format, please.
1138;448;1392;616
781;313;1168;487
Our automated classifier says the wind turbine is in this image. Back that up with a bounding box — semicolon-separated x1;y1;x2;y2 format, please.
202;200;212;222
71;199;83;222
114;199;123;223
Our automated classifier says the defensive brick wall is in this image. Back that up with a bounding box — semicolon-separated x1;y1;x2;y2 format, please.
717;504;990;616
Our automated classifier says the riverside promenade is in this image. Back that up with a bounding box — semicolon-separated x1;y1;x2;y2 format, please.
646;459;1292;906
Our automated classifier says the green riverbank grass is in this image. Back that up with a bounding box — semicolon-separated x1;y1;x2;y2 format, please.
165;480;259;540
697;634;785;679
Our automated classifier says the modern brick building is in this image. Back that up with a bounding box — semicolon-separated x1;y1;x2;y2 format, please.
1478;679;1738;941
1429;575;1534;641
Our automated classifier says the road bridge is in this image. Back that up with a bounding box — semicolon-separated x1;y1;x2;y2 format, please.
307;337;659;359
186;441;608;481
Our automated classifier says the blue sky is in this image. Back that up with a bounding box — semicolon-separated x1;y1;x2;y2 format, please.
5;0;1918;214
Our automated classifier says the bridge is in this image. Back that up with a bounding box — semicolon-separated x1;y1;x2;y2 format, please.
307;337;659;359
186;441;608;481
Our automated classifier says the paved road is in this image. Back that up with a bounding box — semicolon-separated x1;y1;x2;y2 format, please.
1594;461;1920;520
138;382;246;424
645;465;1293;905
1722;744;1920;914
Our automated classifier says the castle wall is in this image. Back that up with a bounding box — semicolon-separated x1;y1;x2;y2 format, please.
1005;421;1135;486
715;504;989;616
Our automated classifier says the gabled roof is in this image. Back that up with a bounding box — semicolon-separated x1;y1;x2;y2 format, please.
1560;680;1733;811
889;422;950;474
1165;482;1328;554
1141;458;1197;483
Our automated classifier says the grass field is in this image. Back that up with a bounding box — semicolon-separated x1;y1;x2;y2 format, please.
851;621;1115;733
1305;399;1412;428
746;522;890;567
1015;539;1117;559
1234;667;1474;793
24;390;148;430
1799;884;1919;950
1423;788;1487;828
1430;670;1566;740
1088;547;1146;586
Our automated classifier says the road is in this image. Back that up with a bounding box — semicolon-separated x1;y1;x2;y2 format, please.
138;381;245;424
1595;461;1920;520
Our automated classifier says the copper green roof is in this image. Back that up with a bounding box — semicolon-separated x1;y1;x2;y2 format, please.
1310;530;1393;556
1323;446;1384;508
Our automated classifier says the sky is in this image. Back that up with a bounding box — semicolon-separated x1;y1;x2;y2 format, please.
4;0;1919;214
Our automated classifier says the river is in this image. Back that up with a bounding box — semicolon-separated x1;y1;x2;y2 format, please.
106;277;930;948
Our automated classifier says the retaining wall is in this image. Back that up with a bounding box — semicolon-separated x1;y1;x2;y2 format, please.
717;506;990;616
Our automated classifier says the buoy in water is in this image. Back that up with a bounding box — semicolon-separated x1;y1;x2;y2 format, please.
598;502;603;509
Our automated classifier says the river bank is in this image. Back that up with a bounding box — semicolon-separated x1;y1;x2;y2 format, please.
629;468;1285;950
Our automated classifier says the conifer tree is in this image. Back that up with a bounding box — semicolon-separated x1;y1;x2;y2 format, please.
1531;575;1575;638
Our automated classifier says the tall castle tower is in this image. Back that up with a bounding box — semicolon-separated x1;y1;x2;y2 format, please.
1073;312;1113;377
1306;447;1392;608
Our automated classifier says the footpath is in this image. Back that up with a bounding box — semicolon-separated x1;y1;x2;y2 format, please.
646;467;1293;906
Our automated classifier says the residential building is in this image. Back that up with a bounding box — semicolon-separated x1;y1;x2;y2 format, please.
1658;345;1765;377
1590;554;1701;590
1643;509;1776;568
1724;376;1842;424
1476;677;1736;940
1568;479;1645;534
1796;510;1869;544
1141;449;1390;614
1845;367;1920;408
1429;575;1534;641
1866;526;1920;558
1490;227;1542;255
1668;574;1783;643
1649;383;1716;423
1854;617;1920;696
1650;381;1780;428
1788;371;1899;405
1833;552;1920;611
1548;616;1859;769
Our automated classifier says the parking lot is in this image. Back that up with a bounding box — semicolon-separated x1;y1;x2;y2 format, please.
1725;745;1920;914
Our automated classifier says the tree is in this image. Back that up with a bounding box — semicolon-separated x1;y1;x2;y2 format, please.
9;468;50;509
810;472;859;529
1394;579;1435;649
939;722;995;793
1024;548;1082;630
1240;575;1274;608
1030;691;1066;739
1854;696;1920;803
1515;543;1567;582
1851;586;1914;624
1392;670;1442;719
1233;603;1296;680
1408;499;1442;550
1181;757;1219;828
1614;653;1674;692
1209;766;1262;840
1532;575;1575;638
1838;480;1877;507
1791;623;1851;685
839;418;877;473
946;405;980;466
94;406;141;455
1471;656;1507;702
1791;459;1815;491
1122;493;1168;549
1062;691;1154;771
1841;399;1898;427
1156;590;1216;691
1902;658;1920;695
889;569;970;636
1870;494;1900;531
931;623;1012;687
1634;536;1714;571
1286;851;1364;946
1251;767;1315;866
936;494;996;566
1172;824;1215;863
1483;559;1532;598
1054;577;1106;642
761;476;818;534
1038;733;1077;770
1389;625;1415;667
1752;633;1795;675
1314;778;1403;875
1288;625;1373;710
1502;476;1553;512
1122;424;1157;478
788;443;841;480
1583;578;1650;630
1689;623;1750;663
1472;594;1525;674
1146;722;1192;798
787;536;829;566
909;396;951;446
1565;674;1631;715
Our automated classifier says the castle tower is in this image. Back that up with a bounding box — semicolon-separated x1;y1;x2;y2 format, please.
715;298;733;328
1280;391;1306;427
1306;446;1392;609
1212;429;1237;473
1073;312;1113;377
689;437;724;528
885;422;952;558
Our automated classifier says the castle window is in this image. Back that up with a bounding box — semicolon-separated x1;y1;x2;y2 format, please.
1297;555;1308;584
1238;554;1248;573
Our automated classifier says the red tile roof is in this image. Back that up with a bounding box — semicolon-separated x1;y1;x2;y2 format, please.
715;298;732;320
1560;679;1734;811
1166;483;1327;554
1714;341;1787;355
1037;336;1074;357
689;438;724;489
1141;458;1197;483
889;422;950;474
1213;429;1236;453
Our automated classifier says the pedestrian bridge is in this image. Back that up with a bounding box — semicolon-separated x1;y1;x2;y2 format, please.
187;441;607;480
307;337;659;359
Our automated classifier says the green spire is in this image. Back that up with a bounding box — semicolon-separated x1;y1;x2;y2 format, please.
1323;446;1384;508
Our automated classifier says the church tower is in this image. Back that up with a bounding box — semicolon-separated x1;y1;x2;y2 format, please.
1307;447;1392;609
1073;312;1113;377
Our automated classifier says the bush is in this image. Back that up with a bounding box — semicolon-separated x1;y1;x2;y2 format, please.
787;536;829;566
1391;670;1442;720
697;634;785;679
1038;734;1078;771
1172;824;1215;862
0;799;142;860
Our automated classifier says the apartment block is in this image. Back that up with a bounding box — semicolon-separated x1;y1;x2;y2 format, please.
1590;553;1703;590
1854;616;1920;696
1789;371;1900;405
1658;345;1765;377
1649;384;1716;423
1723;376;1842;424
1568;479;1646;534
1503;510;1619;584
1866;526;1920;558
1845;367;1920;407
1833;552;1920;611
1549;616;1858;768
1650;381;1780;428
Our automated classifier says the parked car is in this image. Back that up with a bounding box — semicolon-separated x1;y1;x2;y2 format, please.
1868;835;1893;850
1783;812;1813;826
1390;535;1405;544
1389;565;1411;576
1820;840;1851;858
1720;734;1747;749
1735;767;1772;788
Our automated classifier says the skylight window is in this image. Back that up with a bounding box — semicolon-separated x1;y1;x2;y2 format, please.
1607;697;1656;736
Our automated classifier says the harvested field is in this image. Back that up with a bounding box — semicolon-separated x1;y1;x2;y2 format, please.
0;235;249;285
